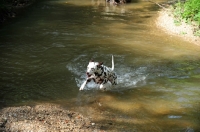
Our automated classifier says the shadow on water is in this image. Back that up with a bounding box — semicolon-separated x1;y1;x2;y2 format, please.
75;86;200;131
69;55;200;131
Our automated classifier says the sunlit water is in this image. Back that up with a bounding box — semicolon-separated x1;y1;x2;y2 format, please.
0;0;200;131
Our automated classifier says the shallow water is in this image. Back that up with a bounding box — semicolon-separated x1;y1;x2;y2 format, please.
0;0;200;131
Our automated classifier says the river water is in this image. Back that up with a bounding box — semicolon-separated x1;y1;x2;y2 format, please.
0;0;200;131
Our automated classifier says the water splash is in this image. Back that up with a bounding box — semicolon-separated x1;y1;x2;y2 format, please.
66;55;148;91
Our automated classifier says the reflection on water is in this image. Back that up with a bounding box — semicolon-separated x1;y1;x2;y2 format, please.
0;0;200;131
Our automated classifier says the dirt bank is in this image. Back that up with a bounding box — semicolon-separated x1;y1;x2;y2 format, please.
156;10;200;46
0;104;100;132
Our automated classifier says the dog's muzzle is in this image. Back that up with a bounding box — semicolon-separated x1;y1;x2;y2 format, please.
86;72;91;77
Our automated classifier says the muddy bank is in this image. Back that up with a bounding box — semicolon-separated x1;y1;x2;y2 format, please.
156;10;200;46
0;104;100;132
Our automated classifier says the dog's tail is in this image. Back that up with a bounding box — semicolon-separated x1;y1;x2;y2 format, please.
111;55;114;71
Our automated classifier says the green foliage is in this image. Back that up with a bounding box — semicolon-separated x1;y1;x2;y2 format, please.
174;19;181;26
182;0;200;23
194;29;200;36
180;31;187;35
173;0;184;21
173;0;200;26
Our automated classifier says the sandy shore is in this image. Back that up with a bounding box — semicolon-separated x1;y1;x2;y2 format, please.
0;104;100;132
156;10;200;46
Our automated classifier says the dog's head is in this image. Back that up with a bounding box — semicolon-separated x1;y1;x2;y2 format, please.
86;60;103;77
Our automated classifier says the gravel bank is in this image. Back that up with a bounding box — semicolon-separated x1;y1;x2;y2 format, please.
156;10;200;46
0;104;100;132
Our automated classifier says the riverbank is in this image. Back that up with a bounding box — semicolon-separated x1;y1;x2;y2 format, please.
0;104;100;131
156;9;200;46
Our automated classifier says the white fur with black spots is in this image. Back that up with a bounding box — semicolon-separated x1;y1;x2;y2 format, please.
79;55;117;91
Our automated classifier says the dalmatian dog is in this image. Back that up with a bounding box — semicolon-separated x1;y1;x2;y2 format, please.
79;55;117;91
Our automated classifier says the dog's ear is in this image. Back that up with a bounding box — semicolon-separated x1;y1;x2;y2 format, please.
90;59;94;62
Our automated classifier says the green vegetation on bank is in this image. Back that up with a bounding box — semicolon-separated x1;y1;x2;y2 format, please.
173;0;200;36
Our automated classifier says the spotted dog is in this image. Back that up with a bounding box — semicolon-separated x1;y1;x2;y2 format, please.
79;55;117;90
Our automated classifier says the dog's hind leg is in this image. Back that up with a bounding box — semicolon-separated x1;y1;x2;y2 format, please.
99;79;109;90
100;82;112;90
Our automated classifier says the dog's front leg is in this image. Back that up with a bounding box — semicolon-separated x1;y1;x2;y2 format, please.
79;80;88;91
79;77;93;91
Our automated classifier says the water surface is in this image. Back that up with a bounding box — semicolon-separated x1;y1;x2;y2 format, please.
0;0;200;131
